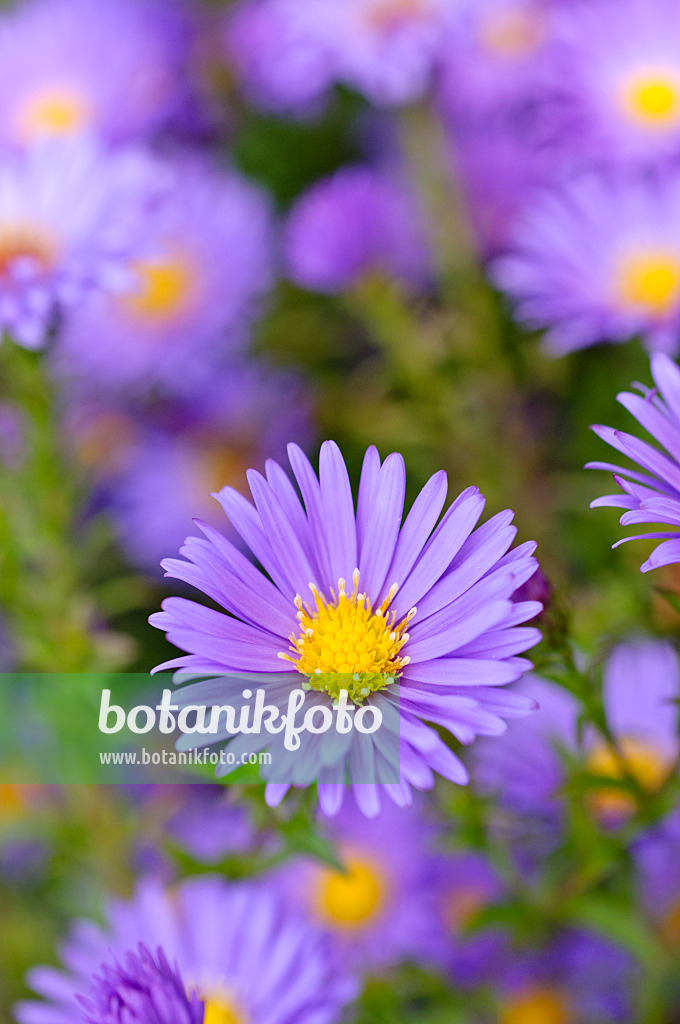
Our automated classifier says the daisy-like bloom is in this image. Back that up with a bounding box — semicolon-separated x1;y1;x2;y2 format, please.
437;0;559;120
492;172;680;356
0;0;194;148
552;0;680;167
225;0;461;111
150;440;541;817
67;365;311;572
55;157;274;395
475;640;680;827
589;353;680;571
0;138;157;349
15;876;357;1024
77;945;204;1024
284;165;431;293
274;798;444;971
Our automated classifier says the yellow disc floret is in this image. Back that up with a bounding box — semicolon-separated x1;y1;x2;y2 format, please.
500;987;570;1024
19;85;91;140
312;850;387;929
279;568;415;703
124;255;194;320
618;250;680;316
201;987;247;1024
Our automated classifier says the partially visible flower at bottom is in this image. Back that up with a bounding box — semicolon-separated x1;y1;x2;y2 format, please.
150;440;542;817
77;945;204;1024
15;876;357;1024
634;808;680;949
589;352;680;572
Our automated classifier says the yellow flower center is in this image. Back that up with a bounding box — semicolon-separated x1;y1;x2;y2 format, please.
0;784;28;820
623;71;680;128
200;442;251;497
19;85;91;140
313;850;387;928
617;250;680;316
200;986;247;1024
279;569;415;703
478;8;546;59
500;987;570;1024
661;899;680;947
586;736;672;819
366;0;429;32
0;222;56;277
124;255;194;321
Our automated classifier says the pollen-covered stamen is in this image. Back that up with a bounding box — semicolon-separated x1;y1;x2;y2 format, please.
278;568;415;703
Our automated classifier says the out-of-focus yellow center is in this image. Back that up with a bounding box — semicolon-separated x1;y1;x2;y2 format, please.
586;737;672;818
618;251;680;316
500;987;570;1024
19;85;91;140
444;885;488;932
0;222;56;277
661;900;680;947
0;784;28;819
200;442;251;498
479;8;546;59
313;850;387;928
623;72;680;128
125;256;194;320
366;0;429;32
279;569;415;702
202;988;247;1024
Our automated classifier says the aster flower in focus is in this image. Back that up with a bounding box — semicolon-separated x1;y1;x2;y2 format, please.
67;366;311;571
0;139;157;349
475;640;680;827
77;945;204;1024
55;158;274;395
492;172;680;355
0;0;194;148
553;0;680;167
225;0;461;111
589;353;680;571
150;440;541;816
274;798;444;970
16;877;356;1024
284;166;431;293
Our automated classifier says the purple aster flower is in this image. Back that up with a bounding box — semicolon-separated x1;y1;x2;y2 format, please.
589;353;680;571
0;138;158;349
474;640;680;827
68;365;311;572
0;0;194;148
77;945;204;1024
55;156;274;395
284;165;431;293
225;0;461;111
150;440;541;817
634;808;680;947
552;0;680;167
273;797;445;971
16;876;357;1024
492;171;680;356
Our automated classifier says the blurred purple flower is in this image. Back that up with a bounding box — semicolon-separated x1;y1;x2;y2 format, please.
150;440;541;817
16;877;357;1024
55;156;274;396
274;797;445;971
225;0;461;111
77;945;204;1024
634;808;680;945
475;639;679;827
492;171;680;356
552;0;680;167
590;354;680;572
0;138;158;350
0;0;195;148
70;365;312;573
284;165;431;292
166;786;259;864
